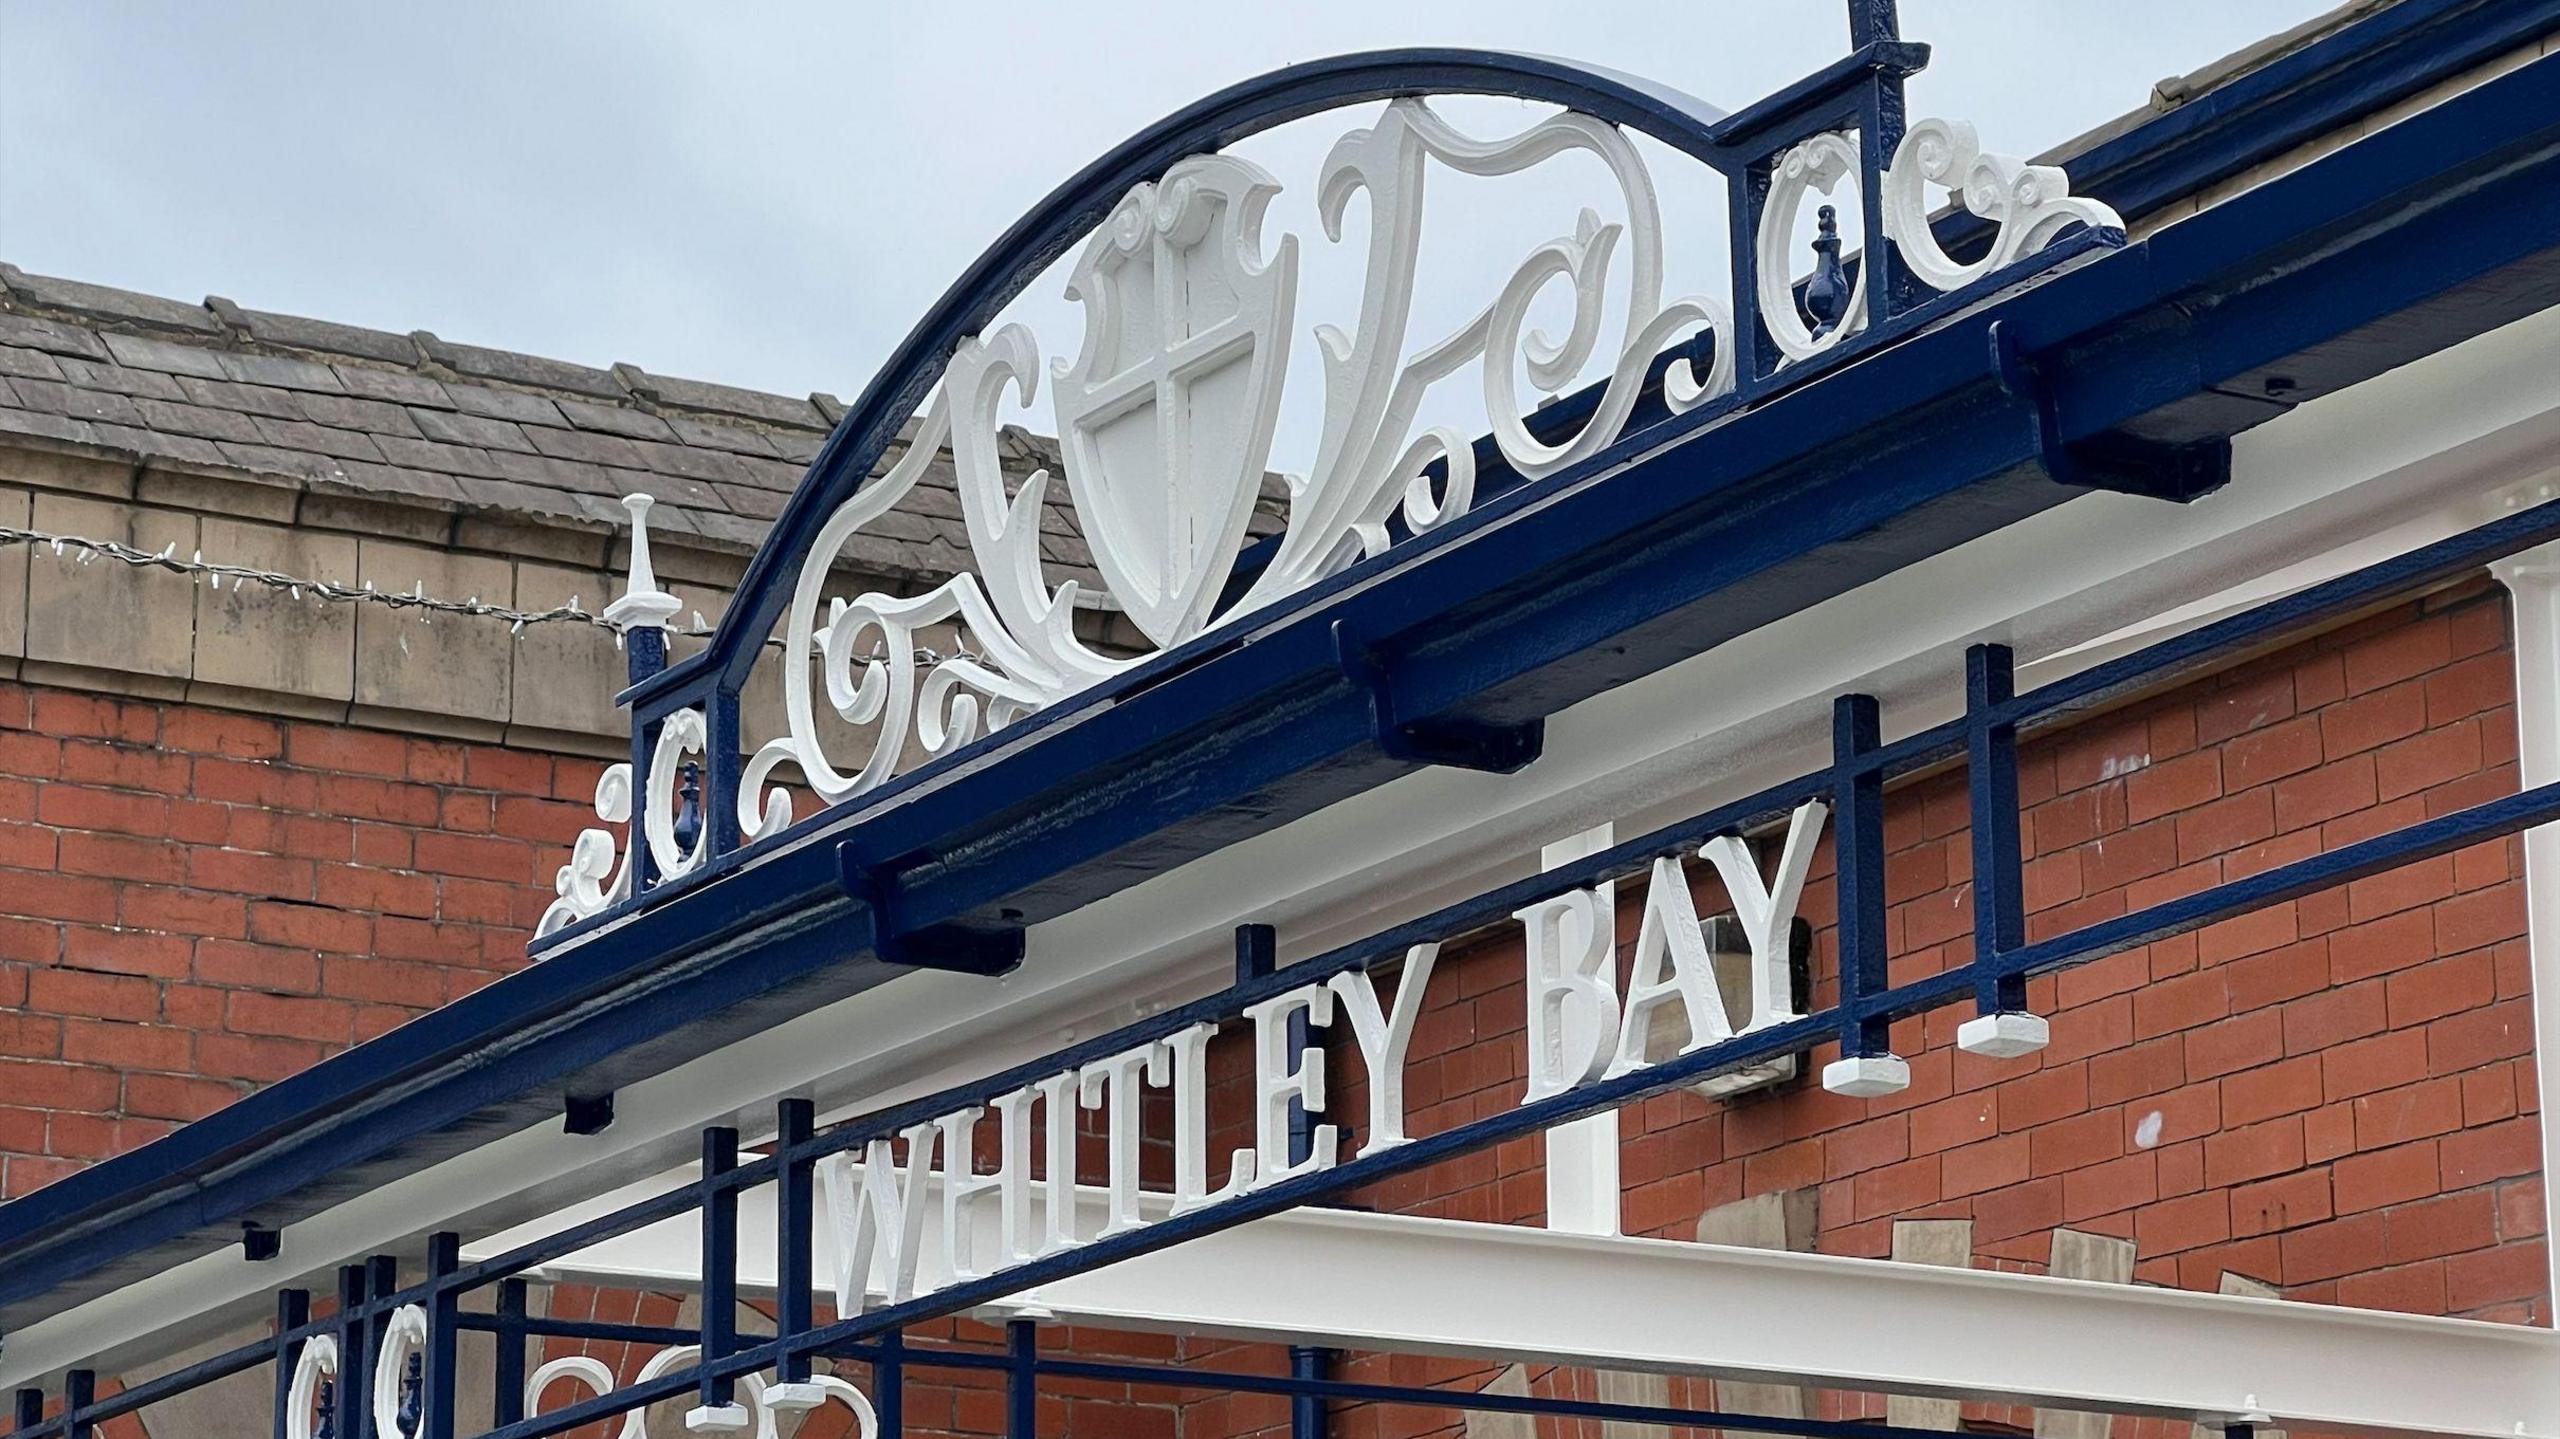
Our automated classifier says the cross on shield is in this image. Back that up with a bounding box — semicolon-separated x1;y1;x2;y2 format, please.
1051;154;1298;650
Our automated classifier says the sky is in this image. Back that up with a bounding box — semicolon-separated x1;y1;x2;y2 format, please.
0;2;2339;464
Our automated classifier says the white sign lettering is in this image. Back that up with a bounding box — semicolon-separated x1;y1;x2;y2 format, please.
815;810;1818;1313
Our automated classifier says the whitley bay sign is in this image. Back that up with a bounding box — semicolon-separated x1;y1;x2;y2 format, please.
821;801;1834;1310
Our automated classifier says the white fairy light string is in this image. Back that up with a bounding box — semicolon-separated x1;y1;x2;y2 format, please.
0;523;969;662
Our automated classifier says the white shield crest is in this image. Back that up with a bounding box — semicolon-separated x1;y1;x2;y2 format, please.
1051;154;1297;649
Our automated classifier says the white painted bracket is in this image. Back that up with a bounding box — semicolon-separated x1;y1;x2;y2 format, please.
1956;1012;2050;1059
1822;1054;1910;1097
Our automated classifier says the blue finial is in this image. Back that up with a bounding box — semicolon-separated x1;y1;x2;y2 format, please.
1804;204;1852;337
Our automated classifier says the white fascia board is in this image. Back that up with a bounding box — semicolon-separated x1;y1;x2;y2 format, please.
485;1170;2560;1439
11;304;2560;1393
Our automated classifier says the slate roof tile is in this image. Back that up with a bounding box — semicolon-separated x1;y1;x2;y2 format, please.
57;357;189;403
102;332;229;380
90;422;227;469
12;377;145;428
412;406;537;454
525;424;647;469
333;364;451;409
0;347;66;384
207;298;422;367
294;392;421;438
557;396;678;443
132;397;265;446
1;265;220;334
250;416;385;464
445;382;565;428
176;375;304;421
0;312;110;363
216;351;346;394
0;263;1110;593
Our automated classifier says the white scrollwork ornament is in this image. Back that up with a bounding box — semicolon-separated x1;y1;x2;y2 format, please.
538;762;634;938
524;1346;877;1439
283;1333;339;1439
1755;131;1868;363
371;1304;429;1438
1884;117;2121;293
544;94;2109;911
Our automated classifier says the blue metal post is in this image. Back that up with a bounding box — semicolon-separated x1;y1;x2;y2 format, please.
1832;694;1891;1059
1967;645;2027;1016
421;1233;461;1439
13;1389;43;1433
60;1372;91;1439
492;1279;527;1429
270;1289;310;1439
1005;1319;1038;1439
699;1126;741;1415
774;1098;817;1387
331;1265;366;1439
874;1328;905;1439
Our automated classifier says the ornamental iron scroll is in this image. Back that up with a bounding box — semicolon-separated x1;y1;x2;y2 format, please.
537;27;2124;943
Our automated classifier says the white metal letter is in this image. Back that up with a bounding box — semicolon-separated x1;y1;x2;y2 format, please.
1328;944;1439;1156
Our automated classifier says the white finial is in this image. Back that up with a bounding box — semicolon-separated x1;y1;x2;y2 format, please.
601;493;682;632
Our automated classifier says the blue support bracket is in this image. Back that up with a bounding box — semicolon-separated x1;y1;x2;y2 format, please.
1990;320;2232;503
1333;620;1543;774
563;1091;615;1136
837;847;1025;976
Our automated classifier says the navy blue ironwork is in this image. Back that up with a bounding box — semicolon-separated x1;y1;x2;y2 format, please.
12;4;2557;1325
14;474;2560;1437
551;0;2105;963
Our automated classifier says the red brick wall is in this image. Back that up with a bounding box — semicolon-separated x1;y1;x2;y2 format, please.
0;681;602;1197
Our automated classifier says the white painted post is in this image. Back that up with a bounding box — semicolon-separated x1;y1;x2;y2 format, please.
1541;826;1622;1236
2489;543;2560;1303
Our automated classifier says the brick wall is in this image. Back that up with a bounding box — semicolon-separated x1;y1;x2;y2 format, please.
0;679;602;1197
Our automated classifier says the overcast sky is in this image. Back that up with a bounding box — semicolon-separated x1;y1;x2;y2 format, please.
3;1;2335;453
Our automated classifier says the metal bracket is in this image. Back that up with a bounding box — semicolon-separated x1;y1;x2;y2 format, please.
1990;320;2230;503
564;1092;616;1136
1332;620;1544;774
837;846;1025;977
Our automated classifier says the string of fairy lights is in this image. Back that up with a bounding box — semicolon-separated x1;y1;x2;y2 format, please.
0;523;972;662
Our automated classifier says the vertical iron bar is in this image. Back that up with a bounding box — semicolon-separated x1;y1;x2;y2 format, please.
13;1389;44;1434
875;1328;905;1439
1844;0;1898;47
60;1373;91;1439
493;1279;528;1428
1856;33;1914;331
366;1254;399;1435
1832;694;1891;1057
271;1289;311;1439
421;1233;461;1439
1967;645;2027;1014
775;1098;818;1387
1725;160;1776;395
699;1126;742;1415
1005;1320;1038;1439
333;1264;366;1439
707;684;744;858
1288;1346;1329;1439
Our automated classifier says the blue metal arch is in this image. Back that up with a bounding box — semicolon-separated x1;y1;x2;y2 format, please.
634;48;1757;705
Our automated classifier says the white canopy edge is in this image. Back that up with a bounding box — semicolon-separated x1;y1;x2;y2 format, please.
475;1165;2560;1439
